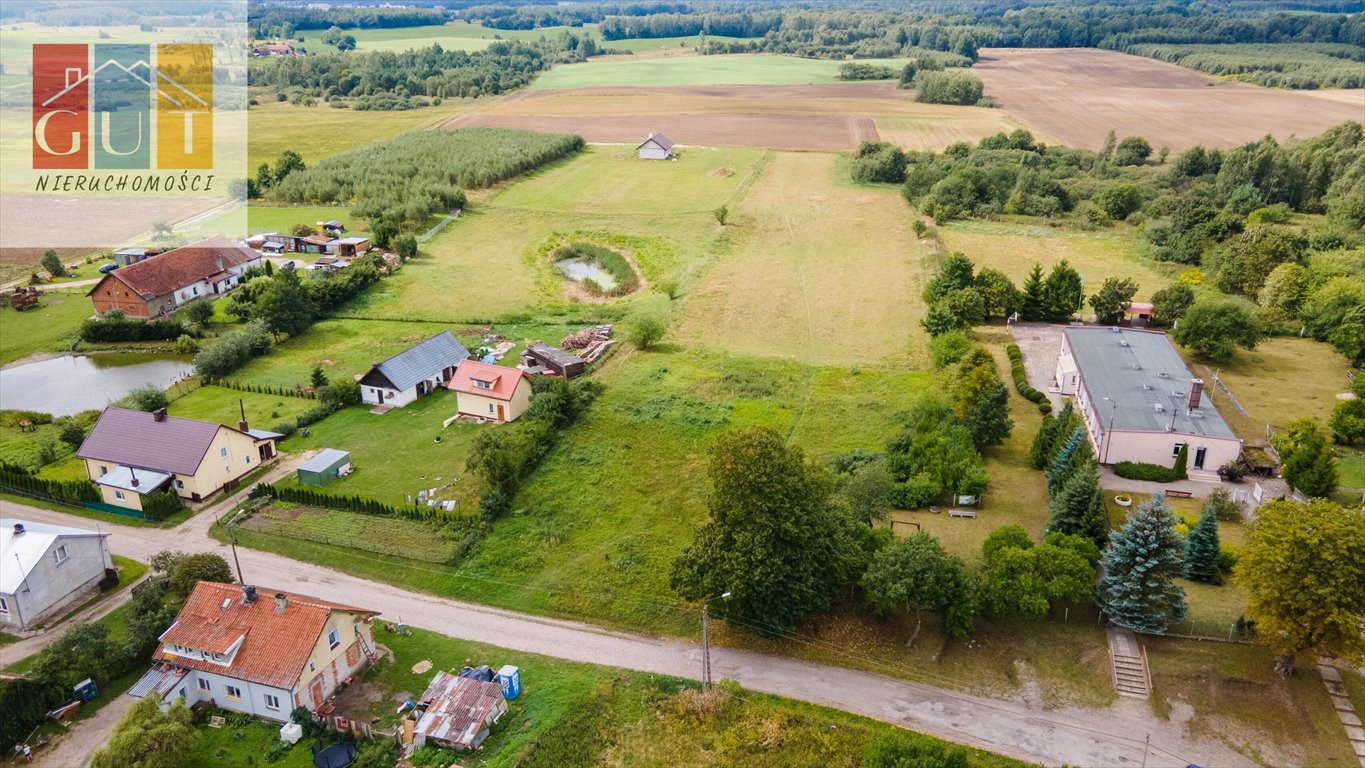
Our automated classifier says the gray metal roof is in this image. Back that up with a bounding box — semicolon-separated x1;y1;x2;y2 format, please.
95;466;173;494
524;343;584;368
370;331;469;392
1064;327;1237;439
298;448;350;474
639;132;674;151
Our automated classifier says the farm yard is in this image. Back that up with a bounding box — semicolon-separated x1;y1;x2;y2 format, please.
974;48;1365;151
452;82;1030;151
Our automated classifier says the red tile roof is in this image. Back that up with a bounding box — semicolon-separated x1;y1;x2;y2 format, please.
91;236;257;299
446;359;531;402
159;582;378;690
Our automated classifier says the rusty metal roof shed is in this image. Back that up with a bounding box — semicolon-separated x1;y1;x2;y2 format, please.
415;671;508;750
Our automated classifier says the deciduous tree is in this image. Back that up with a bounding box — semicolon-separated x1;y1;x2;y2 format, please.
1236;498;1365;676
1150;282;1194;325
1097;497;1187;634
1088;276;1140;325
1172;300;1259;362
978;526;1098;620
1277;418;1337;498
671;427;855;637
168;553;234;598
861;532;973;642
91;697;195;768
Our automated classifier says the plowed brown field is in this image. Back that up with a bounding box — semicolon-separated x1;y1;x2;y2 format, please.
444;83;1031;151
975;48;1365;151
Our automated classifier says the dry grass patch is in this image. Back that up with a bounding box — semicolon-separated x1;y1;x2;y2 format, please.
674;152;923;367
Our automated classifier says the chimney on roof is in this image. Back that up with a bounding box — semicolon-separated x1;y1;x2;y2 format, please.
12;523;25;536
274;592;288;614
130;468;139;488
239;398;248;434
242;585;257;605
152;408;167;422
1189;378;1204;410
215;254;223;271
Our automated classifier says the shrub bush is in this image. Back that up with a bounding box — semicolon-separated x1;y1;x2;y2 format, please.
1006;344;1052;414
193;320;273;376
0;466;100;504
81;316;189;343
1111;446;1189;483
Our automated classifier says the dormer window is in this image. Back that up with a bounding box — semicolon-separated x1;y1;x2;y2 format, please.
473;378;493;390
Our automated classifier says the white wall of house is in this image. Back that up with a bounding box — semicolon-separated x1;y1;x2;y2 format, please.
638;142;669;160
173;280;212;307
1099;429;1242;473
166;670;293;722
0;534;111;631
360;374;445;408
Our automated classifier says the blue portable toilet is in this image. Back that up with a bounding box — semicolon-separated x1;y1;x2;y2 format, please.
73;678;97;702
498;665;521;700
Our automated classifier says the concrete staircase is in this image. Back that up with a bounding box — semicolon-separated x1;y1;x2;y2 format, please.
1107;626;1152;700
1186;468;1223;484
1318;661;1365;767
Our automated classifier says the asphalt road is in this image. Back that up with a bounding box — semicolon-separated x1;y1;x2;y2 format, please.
0;496;1254;768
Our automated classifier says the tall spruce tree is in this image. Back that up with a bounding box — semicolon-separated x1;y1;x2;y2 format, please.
1183;507;1221;583
1046;428;1092;496
1042;260;1084;322
1030;402;1075;469
1021;263;1046;321
1046;461;1110;548
1097;496;1188;634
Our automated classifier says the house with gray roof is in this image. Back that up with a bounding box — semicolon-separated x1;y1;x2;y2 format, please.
637;132;675;160
1055;327;1242;481
359;331;470;409
77;407;279;509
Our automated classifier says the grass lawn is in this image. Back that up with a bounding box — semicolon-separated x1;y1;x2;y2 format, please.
247;101;460;170
937;220;1173;301
1341;666;1365;721
182;715;312;768
167;385;318;431
673;152;925;367
345;21;577;52
0;418;80;472
0;290;89;366
243;505;466;562
531;53;910;90
349;625;1029;768
1335;447;1365;489
274;390;479;505
489;144;766;215
1179;336;1354;445
1145;639;1359;768
247;205;371;237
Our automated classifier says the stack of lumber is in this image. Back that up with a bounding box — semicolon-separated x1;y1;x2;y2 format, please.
561;325;613;350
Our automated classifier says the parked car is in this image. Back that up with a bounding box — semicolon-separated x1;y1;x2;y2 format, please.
98;263;119;274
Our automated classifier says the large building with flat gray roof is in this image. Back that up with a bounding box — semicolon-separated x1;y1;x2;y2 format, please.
1055;327;1242;481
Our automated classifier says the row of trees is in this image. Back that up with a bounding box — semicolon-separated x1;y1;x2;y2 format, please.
920;252;1084;335
270;128;584;230
1125;42;1365;89
250;5;447;38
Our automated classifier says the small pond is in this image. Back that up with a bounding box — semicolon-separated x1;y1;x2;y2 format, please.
0;353;193;416
555;257;618;292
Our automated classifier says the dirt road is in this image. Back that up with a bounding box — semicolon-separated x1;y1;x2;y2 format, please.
0;495;1252;768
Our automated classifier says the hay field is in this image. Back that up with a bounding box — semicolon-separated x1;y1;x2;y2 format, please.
938;220;1173;299
247;101;464;169
975;48;1365;151
673;152;925;367
454;83;1030;151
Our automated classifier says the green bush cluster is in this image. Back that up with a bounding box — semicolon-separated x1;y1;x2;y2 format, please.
193;320;273;377
199;376;319;400
912;71;985;105
1112;444;1189;483
1006;344;1051;414
141;489;185;521
256;483;475;522
837;62;897;80
0;464;99;504
884;399;988;508
268;382;360;437
80;314;189;343
850;141;909;184
552;242;639;296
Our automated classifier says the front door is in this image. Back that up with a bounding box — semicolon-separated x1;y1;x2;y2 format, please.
1194;447;1207;470
311;679;324;708
497;404;505;421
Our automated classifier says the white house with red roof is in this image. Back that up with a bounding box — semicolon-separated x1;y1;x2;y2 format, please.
129;582;380;722
447;360;533;423
86;236;260;318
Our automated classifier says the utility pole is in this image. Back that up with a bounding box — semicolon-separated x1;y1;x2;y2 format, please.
1139;732;1150;768
701;602;711;690
225;510;246;584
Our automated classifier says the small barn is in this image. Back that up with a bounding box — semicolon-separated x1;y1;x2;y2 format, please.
637;132;675;160
296;448;351;487
520;343;586;379
413;671;509;751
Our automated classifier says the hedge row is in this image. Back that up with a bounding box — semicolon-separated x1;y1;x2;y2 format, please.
200;376;318;400
255;482;474;522
1006;344;1052;415
80;315;190;343
1112;444;1189;483
0;466;99;503
141;489;185;521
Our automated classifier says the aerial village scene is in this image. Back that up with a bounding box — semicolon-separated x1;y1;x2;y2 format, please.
0;0;1362;766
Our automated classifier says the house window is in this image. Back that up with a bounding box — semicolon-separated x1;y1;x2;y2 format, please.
192;286;199;295
328;628;340;650
179;688;187;700
0;597;8;614
1172;443;1183;457
245;455;251;465
488;404;495;414
225;685;241;701
264;693;280;711
114;490;125;500
220;447;229;458
309;661;316;672
198;678;211;693
474;379;492;390
53;545;68;564
175;480;184;490
99;466;108;476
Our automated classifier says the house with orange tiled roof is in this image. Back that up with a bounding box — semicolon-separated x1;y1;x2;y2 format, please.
447;359;533;423
129;582;379;722
87;235;260;318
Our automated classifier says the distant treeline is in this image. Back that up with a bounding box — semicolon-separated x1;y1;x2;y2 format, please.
250;39;583;104
250;5;448;39
461;2;688;30
1123;42;1365;89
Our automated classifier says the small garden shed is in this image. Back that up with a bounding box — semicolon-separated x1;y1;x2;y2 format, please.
297;449;351;487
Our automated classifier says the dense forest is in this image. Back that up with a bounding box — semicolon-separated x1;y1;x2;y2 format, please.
1123;42;1365;88
895;121;1365;361
250;6;446;38
249;38;591;105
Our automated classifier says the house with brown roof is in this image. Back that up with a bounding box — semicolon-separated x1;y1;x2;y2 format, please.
76;407;279;510
87;236;261;318
129;582;380;722
447;360;533;423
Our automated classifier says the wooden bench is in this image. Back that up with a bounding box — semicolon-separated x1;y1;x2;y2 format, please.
948;509;977;519
1164;489;1193;499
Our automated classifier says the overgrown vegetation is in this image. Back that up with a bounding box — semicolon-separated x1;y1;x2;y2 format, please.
551;242;639;296
1125;42;1365;89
